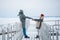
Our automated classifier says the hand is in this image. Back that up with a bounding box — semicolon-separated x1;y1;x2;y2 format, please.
36;27;40;29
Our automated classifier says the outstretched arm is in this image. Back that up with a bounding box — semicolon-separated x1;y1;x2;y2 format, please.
32;19;43;22
26;16;33;19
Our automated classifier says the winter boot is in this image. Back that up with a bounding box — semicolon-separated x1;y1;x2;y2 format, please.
35;35;39;38
25;36;30;38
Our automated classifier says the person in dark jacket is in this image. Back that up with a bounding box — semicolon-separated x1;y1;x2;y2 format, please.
18;10;33;38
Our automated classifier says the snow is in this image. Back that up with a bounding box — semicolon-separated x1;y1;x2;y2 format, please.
0;17;60;40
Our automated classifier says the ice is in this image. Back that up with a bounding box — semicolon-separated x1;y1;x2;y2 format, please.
0;18;60;40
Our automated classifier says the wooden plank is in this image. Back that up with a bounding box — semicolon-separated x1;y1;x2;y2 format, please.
0;30;19;35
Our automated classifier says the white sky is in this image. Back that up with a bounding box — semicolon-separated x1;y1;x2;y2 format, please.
0;0;60;18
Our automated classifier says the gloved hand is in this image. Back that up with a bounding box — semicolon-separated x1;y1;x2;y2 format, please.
36;27;41;29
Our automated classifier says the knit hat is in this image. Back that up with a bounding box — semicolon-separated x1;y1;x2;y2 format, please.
40;14;44;17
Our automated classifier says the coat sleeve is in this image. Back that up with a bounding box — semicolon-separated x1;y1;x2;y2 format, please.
25;16;33;19
33;19;43;22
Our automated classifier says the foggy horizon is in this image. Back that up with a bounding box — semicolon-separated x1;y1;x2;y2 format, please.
0;0;60;18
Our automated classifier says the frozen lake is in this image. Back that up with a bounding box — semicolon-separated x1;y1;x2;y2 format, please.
0;17;60;40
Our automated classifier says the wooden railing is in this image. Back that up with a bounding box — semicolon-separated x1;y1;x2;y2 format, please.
0;23;23;40
44;20;60;40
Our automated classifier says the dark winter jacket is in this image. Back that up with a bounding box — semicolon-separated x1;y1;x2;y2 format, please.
33;19;43;22
18;11;32;28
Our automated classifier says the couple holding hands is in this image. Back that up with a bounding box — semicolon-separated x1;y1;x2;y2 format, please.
18;10;44;38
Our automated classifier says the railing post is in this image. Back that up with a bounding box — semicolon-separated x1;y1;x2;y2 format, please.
56;30;58;40
7;27;9;40
11;25;12;40
52;25;54;40
2;27;5;40
50;25;51;40
56;20;59;40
